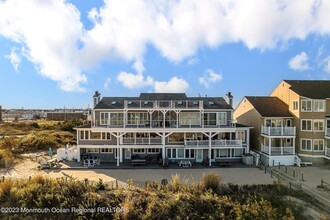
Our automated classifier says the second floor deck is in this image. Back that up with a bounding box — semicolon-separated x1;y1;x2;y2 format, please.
261;126;296;137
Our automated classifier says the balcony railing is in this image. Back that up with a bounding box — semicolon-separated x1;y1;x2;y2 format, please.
78;139;111;145
326;128;330;137
122;137;162;145
91;120;236;129
185;140;242;148
261;144;294;155
326;148;330;157
261;126;296;136
124;100;203;109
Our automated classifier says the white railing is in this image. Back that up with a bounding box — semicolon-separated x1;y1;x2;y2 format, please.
261;144;294;155
326;128;330;137
326;148;330;157
261;126;296;136
185;139;242;148
122;137;162;145
124;100;203;109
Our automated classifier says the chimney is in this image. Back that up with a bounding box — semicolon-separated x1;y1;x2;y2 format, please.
93;91;101;107
226;92;233;107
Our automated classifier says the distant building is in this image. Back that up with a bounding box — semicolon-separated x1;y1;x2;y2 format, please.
0;106;2;123
46;112;84;121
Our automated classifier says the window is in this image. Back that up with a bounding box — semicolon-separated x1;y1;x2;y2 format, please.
90;132;101;139
133;148;146;154
293;100;299;111
101;132;111;140
179;112;200;126
301;139;312;151
80;130;89;140
313;120;324;132
236;131;246;142
301;120;312;131
127;113;149;125
265;119;282;127
218;112;227;125
301;100;312;112
100;112;109;125
147;148;160;154
314;100;325;112
177;149;185;158
185;149;195;159
313;139;324;151
110;113;124;126
86;148;99;153
100;148;113;153
111;101;116;105
204;113;216;126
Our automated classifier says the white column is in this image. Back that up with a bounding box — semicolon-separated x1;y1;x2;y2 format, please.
208;132;212;166
116;133;120;167
77;147;81;162
268;138;271;155
246;129;250;153
120;147;123;162
162;132;166;165
280;139;283;155
292;138;295;155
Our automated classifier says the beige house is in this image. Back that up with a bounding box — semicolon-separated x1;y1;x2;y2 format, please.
235;80;330;166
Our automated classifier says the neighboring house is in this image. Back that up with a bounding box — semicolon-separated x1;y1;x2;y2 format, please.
46;112;85;121
74;92;251;166
234;80;330;166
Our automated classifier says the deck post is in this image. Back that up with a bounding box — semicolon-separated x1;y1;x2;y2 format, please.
162;132;166;166
77;147;81;162
208;132;212;166
117;132;120;167
268;138;271;156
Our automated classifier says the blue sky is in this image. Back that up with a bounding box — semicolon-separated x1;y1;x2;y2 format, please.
1;0;330;109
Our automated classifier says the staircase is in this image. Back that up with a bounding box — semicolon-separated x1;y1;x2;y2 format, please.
294;155;313;167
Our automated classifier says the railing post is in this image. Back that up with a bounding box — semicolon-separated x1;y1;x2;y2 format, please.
278;162;281;170
282;127;284;135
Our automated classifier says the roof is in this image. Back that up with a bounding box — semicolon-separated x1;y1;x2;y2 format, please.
94;93;232;110
245;96;293;117
284;80;330;99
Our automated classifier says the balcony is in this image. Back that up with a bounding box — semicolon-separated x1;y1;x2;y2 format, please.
124;100;203;109
185;140;242;148
122;137;162;145
326;128;330;137
261;126;296;136
92;120;236;129
261;144;294;155
326;148;330;157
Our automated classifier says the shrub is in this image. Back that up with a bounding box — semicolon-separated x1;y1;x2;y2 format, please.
200;172;221;192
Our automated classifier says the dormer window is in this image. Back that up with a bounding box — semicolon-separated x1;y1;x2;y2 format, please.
209;101;214;105
193;101;198;105
144;101;149;105
128;101;132;105
111;101;116;105
177;101;183;105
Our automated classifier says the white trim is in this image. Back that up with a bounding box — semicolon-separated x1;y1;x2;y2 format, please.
313;120;324;132
300;139;312;151
301;99;312;112
301;119;312;132
313;139;324;152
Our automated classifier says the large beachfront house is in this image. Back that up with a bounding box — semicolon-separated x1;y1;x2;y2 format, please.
234;80;330;166
75;92;251;166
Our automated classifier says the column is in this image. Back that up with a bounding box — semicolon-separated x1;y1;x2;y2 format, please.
246;129;250;153
116;133;120;167
292;138;295;155
208;132;212;166
77;147;81;162
268;138;271;155
162;132;166;166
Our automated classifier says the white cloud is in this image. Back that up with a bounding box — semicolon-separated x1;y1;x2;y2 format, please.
0;0;86;92
154;77;189;93
199;69;222;88
5;47;21;72
288;52;310;71
133;59;145;74
104;77;111;89
324;56;330;73
117;72;154;89
1;0;330;91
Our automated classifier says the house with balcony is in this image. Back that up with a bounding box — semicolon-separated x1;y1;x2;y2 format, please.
74;92;251;167
235;80;330;166
234;96;296;166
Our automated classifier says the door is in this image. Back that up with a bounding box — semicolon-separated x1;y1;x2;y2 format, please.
196;149;203;162
125;148;131;159
286;119;292;127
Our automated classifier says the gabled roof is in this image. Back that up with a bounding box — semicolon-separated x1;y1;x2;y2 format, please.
284;80;330;99
245;96;293;118
94;93;232;110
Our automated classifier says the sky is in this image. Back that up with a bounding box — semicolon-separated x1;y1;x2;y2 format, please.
1;0;330;109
